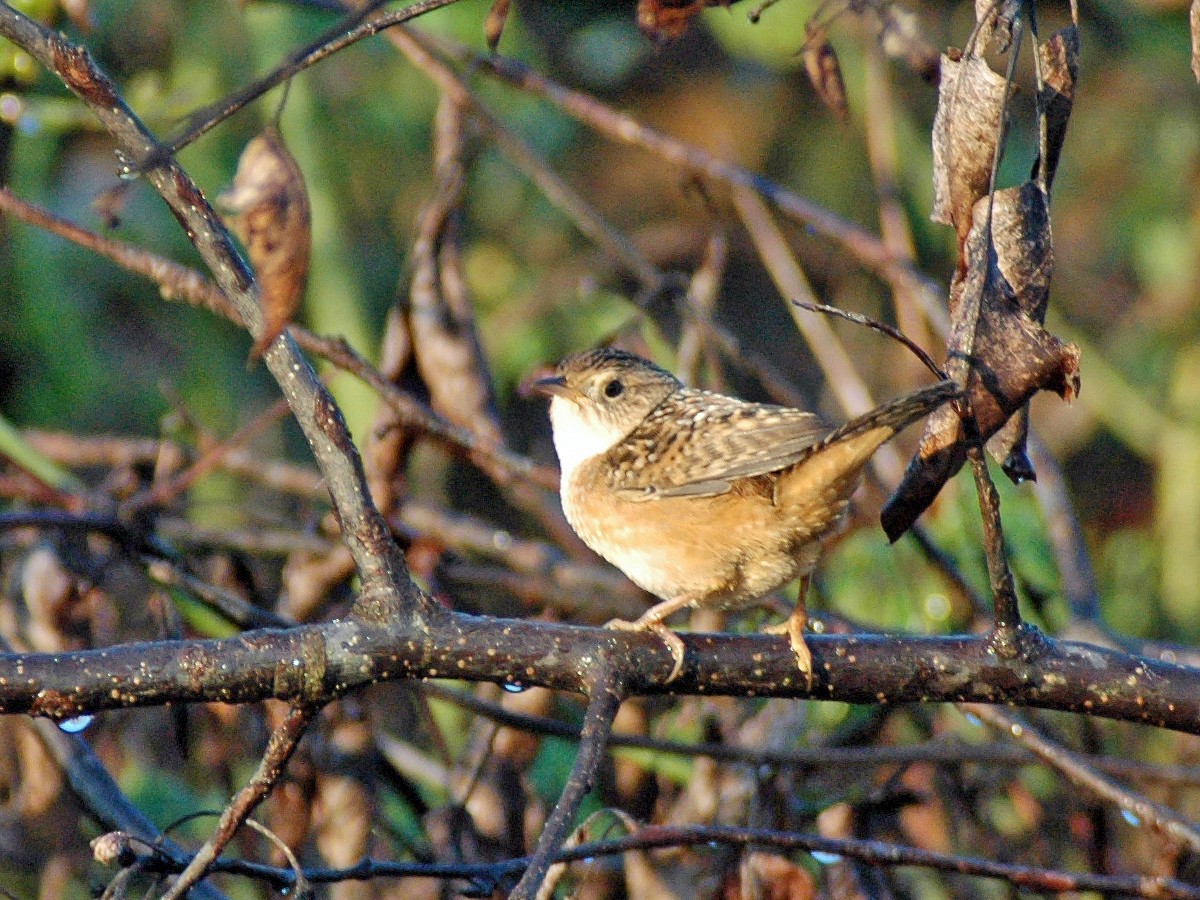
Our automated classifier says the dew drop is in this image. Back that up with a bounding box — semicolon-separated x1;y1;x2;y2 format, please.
812;851;843;865
59;714;94;734
1122;810;1141;827
963;712;982;727
503;682;526;693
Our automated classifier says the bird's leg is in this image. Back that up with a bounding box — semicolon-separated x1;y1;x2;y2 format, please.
606;595;696;683
764;575;813;687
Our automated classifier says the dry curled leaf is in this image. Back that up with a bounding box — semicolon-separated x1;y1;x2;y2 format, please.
883;182;1080;540
803;23;850;123
485;0;512;52
884;20;1083;538
408;96;504;462
931;51;1010;247
637;0;728;42
980;0;1021;52
219;128;311;360
1036;26;1079;191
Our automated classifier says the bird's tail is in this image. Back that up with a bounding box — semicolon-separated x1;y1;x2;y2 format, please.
814;379;960;456
773;379;959;532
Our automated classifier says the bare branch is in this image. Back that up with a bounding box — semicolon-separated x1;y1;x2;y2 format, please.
161;704;316;899
508;661;625;898
966;704;1200;853
2;617;1200;735
0;7;424;624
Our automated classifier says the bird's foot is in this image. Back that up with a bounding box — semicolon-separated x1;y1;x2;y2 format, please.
606;617;686;683
764;609;813;689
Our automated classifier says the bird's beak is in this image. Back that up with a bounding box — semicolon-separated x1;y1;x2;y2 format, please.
522;373;570;399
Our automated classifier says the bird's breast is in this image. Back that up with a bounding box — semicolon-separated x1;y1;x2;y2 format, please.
561;458;827;606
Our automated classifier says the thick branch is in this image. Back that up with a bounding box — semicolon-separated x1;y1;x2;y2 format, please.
2;617;1200;734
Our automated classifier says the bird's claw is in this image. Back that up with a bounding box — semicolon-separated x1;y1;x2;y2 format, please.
765;612;813;690
605;618;686;683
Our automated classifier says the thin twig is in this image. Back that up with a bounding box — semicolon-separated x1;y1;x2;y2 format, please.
424;683;1200;786
732;185;906;484
964;704;1200;854
507;660;626;899
161;703;316;899
970;452;1025;645
112;822;1200;898
791;300;946;379
156;0;466;160
145;559;291;630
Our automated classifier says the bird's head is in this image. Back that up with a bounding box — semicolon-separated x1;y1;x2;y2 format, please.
530;348;680;478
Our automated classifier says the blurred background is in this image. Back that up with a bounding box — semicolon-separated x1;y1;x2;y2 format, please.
2;0;1200;895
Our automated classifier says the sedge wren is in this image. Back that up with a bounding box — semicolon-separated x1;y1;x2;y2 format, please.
533;348;957;682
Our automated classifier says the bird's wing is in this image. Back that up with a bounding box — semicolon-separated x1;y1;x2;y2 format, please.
607;389;828;500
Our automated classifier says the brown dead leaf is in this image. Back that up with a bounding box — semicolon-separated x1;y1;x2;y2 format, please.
803;23;850;123
409;96;505;463
931;51;1010;247
485;0;512;52
1036;26;1079;190
637;0;728;43
883;182;1080;540
219;128;311;360
979;0;1021;52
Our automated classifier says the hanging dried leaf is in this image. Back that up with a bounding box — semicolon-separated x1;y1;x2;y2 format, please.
1036;26;1079;190
408;96;505;465
485;0;512;53
882;182;1080;540
803;23;850;124
931;51;1010;246
219;129;311;360
987;407;1035;482
979;0;1021;52
637;0;728;43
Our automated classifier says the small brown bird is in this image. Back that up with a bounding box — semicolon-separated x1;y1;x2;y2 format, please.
533;348;957;682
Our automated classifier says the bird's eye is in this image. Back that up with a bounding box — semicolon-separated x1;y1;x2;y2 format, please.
604;379;625;399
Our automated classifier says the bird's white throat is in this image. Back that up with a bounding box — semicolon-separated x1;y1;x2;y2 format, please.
548;396;626;484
